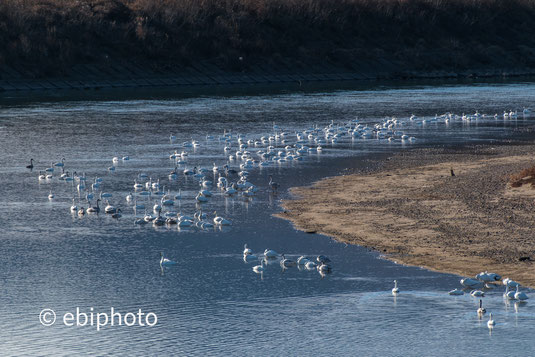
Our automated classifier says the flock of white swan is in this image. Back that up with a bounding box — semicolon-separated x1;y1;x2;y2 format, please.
32;108;532;231
30;109;532;330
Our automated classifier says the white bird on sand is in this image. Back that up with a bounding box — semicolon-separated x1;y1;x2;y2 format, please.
392;280;400;295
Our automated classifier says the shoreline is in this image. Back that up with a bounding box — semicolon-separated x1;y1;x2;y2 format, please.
2;67;535;93
277;143;535;288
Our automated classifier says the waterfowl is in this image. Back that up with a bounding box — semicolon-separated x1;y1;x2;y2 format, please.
70;198;78;212
252;259;265;273
305;261;317;270
86;199;101;213
503;278;520;288
317;263;332;273
280;254;296;268
504;285;516;300
26;158;34;169
264;249;278;259
268;175;279;192
78;207;85;216
213;211;231;226
514;286;529;301
54;158;65;167
471;290;485;297
460;278;482;288
160;252;176;266
316;255;331;264
487;313;495;328
104;201;116;214
135;218;148;225
392;280;400;295
243;244;252;255
126;192;133;202
48;191;54;200
477;300;486;315
111;209;122;219
297;256;310;265
448;289;464;296
243;253;258;262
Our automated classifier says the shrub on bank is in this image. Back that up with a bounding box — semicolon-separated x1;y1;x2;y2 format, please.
1;0;535;77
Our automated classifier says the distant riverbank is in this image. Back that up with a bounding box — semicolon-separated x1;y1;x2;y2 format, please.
277;143;535;288
2;0;535;92
2;65;535;93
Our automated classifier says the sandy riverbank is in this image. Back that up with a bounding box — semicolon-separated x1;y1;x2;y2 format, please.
277;144;535;288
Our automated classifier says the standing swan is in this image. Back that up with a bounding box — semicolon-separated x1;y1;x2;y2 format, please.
392;280;400;295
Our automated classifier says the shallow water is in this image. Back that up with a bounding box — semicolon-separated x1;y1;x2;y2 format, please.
1;82;535;356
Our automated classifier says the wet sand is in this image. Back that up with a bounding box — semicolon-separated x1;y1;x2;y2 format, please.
277;144;535;287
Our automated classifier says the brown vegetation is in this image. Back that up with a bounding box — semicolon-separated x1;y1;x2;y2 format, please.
510;165;535;187
2;0;535;77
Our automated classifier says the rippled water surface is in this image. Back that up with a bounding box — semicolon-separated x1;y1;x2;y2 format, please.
1;82;535;356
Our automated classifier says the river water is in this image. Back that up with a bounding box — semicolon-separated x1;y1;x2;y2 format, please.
0;81;534;356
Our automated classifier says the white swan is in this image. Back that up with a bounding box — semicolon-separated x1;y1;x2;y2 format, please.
487;313;495;328
514;286;529;301
448;288;464;295
503;278;520;288
253;260;265;273
264;249;278;259
160;252;176;267
460;278;482;288
297;256;310;265
243;244;252;255
470;290;485;297
392;280;400;294
70;198;78;212
104;200;116;214
213;211;231;226
280;254;296;268
504;285;516;300
48;191;54;200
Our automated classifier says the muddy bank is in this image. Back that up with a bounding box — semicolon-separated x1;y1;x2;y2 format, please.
277;144;535;287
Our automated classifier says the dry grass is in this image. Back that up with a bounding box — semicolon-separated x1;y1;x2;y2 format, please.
510;166;535;188
2;0;535;77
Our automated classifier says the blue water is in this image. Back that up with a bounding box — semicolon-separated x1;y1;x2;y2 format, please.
0;82;534;356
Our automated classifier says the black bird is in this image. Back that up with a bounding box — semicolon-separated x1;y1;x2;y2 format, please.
26;158;34;169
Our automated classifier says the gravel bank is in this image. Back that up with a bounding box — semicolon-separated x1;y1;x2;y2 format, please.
277;143;535;287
